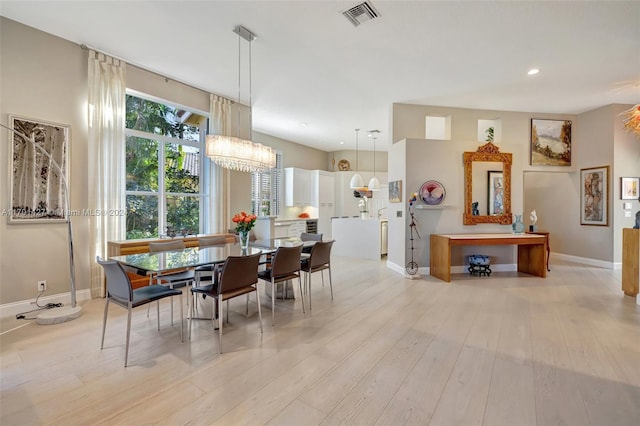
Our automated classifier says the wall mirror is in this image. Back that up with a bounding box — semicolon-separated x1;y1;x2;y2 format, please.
463;142;512;225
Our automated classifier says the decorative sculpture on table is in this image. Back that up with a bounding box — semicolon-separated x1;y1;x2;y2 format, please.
529;209;538;231
406;193;420;275
472;202;479;216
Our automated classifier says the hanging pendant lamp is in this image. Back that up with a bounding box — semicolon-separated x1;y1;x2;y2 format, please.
206;25;276;173
349;128;365;189
368;130;380;191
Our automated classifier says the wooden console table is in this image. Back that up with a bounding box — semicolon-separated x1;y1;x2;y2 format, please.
526;230;550;271
430;233;547;282
622;228;639;297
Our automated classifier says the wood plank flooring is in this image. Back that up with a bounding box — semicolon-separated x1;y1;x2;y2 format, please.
1;257;639;425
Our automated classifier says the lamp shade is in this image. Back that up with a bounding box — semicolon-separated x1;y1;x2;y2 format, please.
349;172;364;189
368;175;381;191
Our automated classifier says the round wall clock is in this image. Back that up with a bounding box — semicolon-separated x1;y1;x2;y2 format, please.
337;159;350;171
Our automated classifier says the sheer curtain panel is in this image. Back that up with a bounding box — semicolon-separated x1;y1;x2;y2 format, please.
208;94;232;234
87;50;126;297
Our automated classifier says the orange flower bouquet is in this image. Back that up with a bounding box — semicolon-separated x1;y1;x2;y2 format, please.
232;211;257;248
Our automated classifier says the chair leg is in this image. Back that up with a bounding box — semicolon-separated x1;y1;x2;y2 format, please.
218;298;224;354
246;294;250;316
157;299;160;330
271;278;276;326
188;290;193;340
179;293;184;343
125;303;133;367
298;275;305;314
328;267;333;300
255;288;263;334
308;273;312;311
101;298;110;349
226;300;230;324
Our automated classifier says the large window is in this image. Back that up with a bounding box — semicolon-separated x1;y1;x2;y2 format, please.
125;93;206;239
251;151;282;217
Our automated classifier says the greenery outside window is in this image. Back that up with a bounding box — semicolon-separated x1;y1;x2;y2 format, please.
125;93;206;239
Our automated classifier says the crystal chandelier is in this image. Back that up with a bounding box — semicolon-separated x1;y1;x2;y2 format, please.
206;25;276;173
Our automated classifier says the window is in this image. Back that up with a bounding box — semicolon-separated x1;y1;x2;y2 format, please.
125;93;207;239
251;151;282;217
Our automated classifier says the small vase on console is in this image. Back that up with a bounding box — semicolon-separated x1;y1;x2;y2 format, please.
512;214;525;234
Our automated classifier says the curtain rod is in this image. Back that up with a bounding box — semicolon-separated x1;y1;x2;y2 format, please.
80;44;235;104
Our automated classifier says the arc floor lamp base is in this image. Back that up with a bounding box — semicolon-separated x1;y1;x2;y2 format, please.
36;306;83;325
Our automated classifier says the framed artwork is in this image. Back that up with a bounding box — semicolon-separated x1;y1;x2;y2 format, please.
389;180;402;203
620;177;639;200
487;170;504;215
9;115;70;223
531;118;572;166
580;166;609;226
419;180;446;205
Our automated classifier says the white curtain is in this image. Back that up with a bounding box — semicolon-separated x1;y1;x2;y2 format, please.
208;94;232;234
87;50;126;297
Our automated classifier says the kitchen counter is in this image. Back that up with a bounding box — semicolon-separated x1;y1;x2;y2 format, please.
332;217;388;260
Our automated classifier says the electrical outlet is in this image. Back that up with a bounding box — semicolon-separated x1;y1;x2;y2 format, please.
37;280;47;292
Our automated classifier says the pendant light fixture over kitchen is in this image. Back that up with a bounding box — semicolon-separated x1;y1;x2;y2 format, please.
368;130;380;191
349;128;365;189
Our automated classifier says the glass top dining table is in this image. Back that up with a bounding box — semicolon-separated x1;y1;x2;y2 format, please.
110;237;312;274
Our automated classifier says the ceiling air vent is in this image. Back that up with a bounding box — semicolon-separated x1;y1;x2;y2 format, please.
342;1;380;27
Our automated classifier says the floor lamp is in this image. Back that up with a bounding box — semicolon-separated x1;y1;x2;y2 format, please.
1;122;82;324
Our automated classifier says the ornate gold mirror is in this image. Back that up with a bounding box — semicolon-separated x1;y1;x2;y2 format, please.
463;142;512;225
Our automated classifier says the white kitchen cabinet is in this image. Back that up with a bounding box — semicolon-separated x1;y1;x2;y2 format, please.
311;170;335;239
285;168;312;206
287;221;307;238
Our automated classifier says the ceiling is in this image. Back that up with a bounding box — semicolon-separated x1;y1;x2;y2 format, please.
1;1;639;152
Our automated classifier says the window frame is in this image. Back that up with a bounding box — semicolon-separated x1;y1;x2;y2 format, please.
124;90;209;239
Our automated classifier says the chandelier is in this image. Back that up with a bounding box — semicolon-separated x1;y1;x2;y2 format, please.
206;25;276;173
621;104;640;139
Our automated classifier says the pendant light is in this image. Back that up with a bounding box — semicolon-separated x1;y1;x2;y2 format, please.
368;130;380;191
205;25;276;172
349;128;365;189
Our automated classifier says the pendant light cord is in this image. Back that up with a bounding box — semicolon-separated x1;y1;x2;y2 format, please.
355;128;360;172
237;31;241;139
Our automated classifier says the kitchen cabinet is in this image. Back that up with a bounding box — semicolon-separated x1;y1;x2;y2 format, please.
311;170;335;239
285;168;312;206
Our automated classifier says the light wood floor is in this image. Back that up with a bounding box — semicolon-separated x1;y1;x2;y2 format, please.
1;257;639;426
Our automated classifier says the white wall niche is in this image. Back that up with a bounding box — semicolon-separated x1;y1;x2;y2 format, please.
477;118;502;143
425;115;451;140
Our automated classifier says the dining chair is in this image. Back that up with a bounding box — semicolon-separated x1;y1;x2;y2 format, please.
194;236;229;285
300;232;323;254
97;256;183;367
188;252;263;353
300;240;334;310
148;240;195;324
257;245;305;326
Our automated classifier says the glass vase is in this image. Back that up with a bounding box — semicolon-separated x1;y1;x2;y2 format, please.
239;231;250;250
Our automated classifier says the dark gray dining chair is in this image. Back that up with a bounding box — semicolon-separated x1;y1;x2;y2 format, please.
257;245;305;325
300;240;334;310
188;252;263;353
300;232;322;254
97;256;183;367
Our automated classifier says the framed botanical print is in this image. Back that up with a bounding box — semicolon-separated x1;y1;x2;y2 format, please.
9;115;70;223
531;118;572;166
580;166;609;226
389;180;402;203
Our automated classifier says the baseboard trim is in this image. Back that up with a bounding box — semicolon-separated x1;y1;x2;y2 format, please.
551;253;614;269
0;289;92;319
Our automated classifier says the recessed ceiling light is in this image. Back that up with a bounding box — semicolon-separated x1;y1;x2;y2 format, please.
339;141;345;145
528;68;540;75
299;122;307;126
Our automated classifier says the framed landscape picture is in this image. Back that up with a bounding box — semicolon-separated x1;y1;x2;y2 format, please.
580;166;609;226
531;119;572;166
9;115;70;223
620;177;639;200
